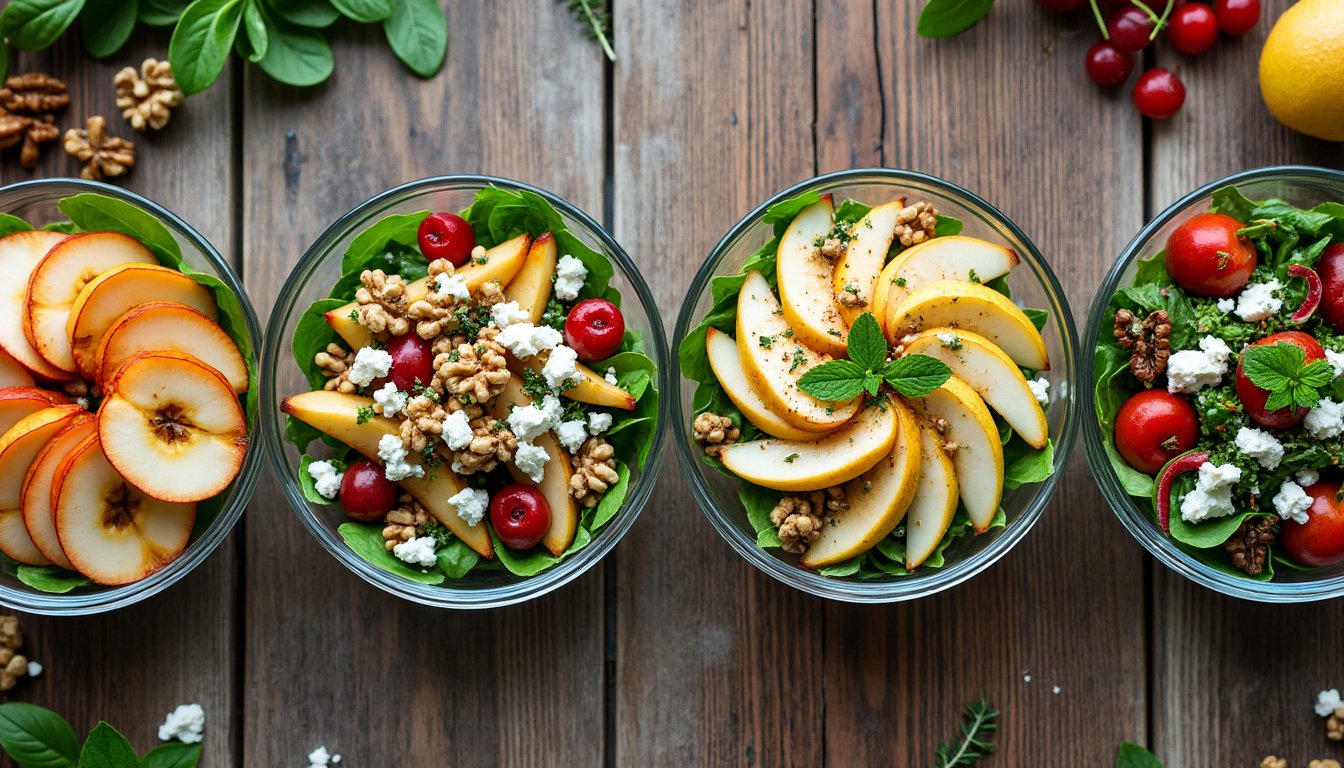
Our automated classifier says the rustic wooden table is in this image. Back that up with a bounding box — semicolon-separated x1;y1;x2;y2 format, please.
2;0;1342;764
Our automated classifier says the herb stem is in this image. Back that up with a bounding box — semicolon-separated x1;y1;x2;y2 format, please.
573;0;617;61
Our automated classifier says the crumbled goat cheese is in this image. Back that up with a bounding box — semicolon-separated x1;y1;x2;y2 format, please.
309;746;341;767
507;395;563;441
1166;336;1232;394
604;367;618;386
1317;689;1343;717
1234;279;1283;322
25;661;41;677
1298;469;1320;487
158;704;205;743
1234;426;1284;470
937;332;959;346
75;397;90;410
542;345;580;389
1273;480;1313;525
306;460;344;500
1028;377;1050;406
514;441;550;483
588;411;613;435
553;254;588;301
555;420;589;453
491;300;531;328
377;434;424;481
393;536;438;567
348;346;393;387
434;272;470;300
1216;298;1236;313
441;410;473;450
496;322;563;359
448;487;489;526
1305;398;1344;440
373;382;408;417
1327;349;1344;379
1179;462;1242;523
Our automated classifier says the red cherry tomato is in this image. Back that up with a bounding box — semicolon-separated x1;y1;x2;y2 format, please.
1113;389;1200;474
490;484;551;551
1132;68;1186;120
371;334;434;393
1235;331;1327;429
1168;3;1219;55
1163;212;1257;297
564;298;626;361
1316;243;1344;332
417;212;476;266
1108;6;1157;51
1213;0;1260;35
1281;479;1344;567
339;460;399;522
1085;42;1134;88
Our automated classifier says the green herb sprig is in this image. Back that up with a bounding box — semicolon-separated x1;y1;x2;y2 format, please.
561;0;614;61
1243;341;1334;411
0;702;202;768
932;696;999;767
796;312;951;401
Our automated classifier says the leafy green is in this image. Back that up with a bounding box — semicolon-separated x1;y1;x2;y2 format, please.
256;14;333;87
490;526;592;577
337;523;444;584
16;565;90;594
140;0;191;24
882;353;952;398
263;0;338;27
78;723;138;768
1243;342;1333;411
846;310;886;371
169;0;244;95
1003;439;1055;490
58;194;182;264
382;0;448;78
0;0;85;50
291;298;346;391
796;360;865;401
435;539;479;579
0;702;80;768
79;0;137;57
140;742;202;768
739;482;784;548
329;0;387;22
559;0;615;61
1115;742;1164;768
917;0;994;39
0;214;32;237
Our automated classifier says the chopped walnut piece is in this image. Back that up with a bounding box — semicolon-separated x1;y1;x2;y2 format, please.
770;488;848;554
0;112;31;150
1224;516;1276;576
1309;761;1342;768
381;495;430;550
0;616;22;651
398;394;450;453
0;74;69;115
819;235;846;260
837;285;866;307
314;343;357;394
355;269;410;337
1113;308;1171;383
477;279;506;307
0;615;27;691
693;412;739;457
431;328;509;410
114;59;183;132
1328;707;1344;742
64;116;135;181
20;117;58;170
894;201;938;247
407;259;465;338
1261;759;1288;768
569;437;620;508
452;415;516;475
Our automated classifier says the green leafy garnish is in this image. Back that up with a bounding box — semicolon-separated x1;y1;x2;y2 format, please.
560;0;615;61
0;702;203;768
1115;742;1164;768
932;696;998;767
1243;341;1334;411
796;313;952;401
917;0;995;39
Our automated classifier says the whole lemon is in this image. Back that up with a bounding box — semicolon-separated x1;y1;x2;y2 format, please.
1259;0;1344;142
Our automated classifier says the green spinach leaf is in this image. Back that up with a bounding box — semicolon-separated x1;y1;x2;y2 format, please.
917;0;994;38
337;522;444;584
0;702;80;768
16;565;90;594
0;0;85;50
257;14;334;87
79;0;137;58
0;214;32;237
77;723;138;768
383;0;447;78
169;0;245;95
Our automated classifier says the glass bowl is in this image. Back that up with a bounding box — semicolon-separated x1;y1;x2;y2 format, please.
0;178;262;615
1084;165;1344;603
672;168;1079;602
262;175;669;609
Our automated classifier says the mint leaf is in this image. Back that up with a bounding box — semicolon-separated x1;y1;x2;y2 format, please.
0;703;80;768
77;723;138;768
846;312;886;372
917;0;993;38
882;354;952;398
862;372;882;397
796;360;865;401
1244;342;1329;410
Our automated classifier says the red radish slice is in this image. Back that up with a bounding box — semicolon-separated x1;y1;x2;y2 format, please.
1154;450;1209;534
1288;264;1322;323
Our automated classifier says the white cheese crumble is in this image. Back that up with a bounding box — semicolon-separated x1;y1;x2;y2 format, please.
1327;349;1344;380
553;254;588;301
604;367;618;386
555;420;589;453
1179;462;1242;523
348;346;393;387
491;300;531;328
448;487;489;526
309;746;342;767
1166;336;1232;394
434;272;470;300
1273;480;1313;525
1297;469;1320;487
75;397;90;410
306;460;344;500
1317;689;1343;717
507;395;563;441
1234;426;1284;470
373;382;408;418
514;441;550;483
393;536;437;567
1028;377;1050;406
542;345;580;390
377;434;424;481
936;331;959;346
1216;298;1236;313
1234;279;1283;322
588;411;613;435
25;660;41;677
441;410;473;451
496;322;563;359
158;704;205;743
1305;398;1344;440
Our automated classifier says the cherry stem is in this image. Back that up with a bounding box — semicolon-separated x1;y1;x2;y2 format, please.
1088;0;1110;39
1148;0;1177;40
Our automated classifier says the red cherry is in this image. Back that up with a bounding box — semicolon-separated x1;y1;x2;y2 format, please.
371;334;434;393
1085;42;1134;88
339;460;399;522
1108;6;1157;51
1163;212;1257;297
417;212;476;266
1035;0;1085;11
1133;68;1186;120
1281;479;1344;567
1168;3;1218;54
1113;390;1200;475
1213;0;1259;35
1235;331;1326;429
1315;243;1344;332
489;484;551;551
564;298;626;361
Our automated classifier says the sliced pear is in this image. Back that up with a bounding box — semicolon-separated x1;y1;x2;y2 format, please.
833;199;904;327
718;397;897;492
902;329;1048;449
737;271;858;431
908;376;1003;532
775;195;848;357
886;280;1049;370
0;405;84;565
507;355;636;410
705;328;823;440
904;423;959;569
491;374;578;556
0;230;72;381
802;398;922;568
503;232;557;323
280;390;492;558
872;235;1020;326
22;415;97;570
0;350;35;388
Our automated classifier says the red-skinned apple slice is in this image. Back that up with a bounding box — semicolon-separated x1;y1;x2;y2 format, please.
0;230;71;381
98;351;248;502
0;349;35;388
96;302;247;393
1288;264;1322;324
0;386;70;437
0;404;84;564
1153;450;1209;534
21;415;96;569
54;432;196;585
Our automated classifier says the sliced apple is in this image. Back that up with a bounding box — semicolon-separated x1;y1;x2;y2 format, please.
872;235;1020;327
491;374;578;556
705;328;823;440
0;386;69;437
54;432;196;585
737;271;858;431
0;230;72;381
0;404;84;565
775;195;848;357
98;351;247;503
905;423;959;570
802;398;922;568
908;376;1003;532
96;302;247;394
0;350;35;388
279;390;492;557
326;234;532;349
886;280;1049;370
22;415;97;570
902;329;1049;449
67;262;217;380
503;232;557;323
507;355;636;411
717;397;898;492
833;199;904;327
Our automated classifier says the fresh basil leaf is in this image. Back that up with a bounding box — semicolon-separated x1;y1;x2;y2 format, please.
140;742;202;768
796;359;865;401
240;0;268;61
263;0;337;26
256;15;333;87
0;213;32;237
917;0;993;38
338;522;445;584
57;193;184;267
0;0;85;50
435;538;478;579
383;0;447;78
846;312;886;372
16;565;90;593
0;703;80;768
78;723;138;768
1115;742;1164;768
882;353;952;398
329;0;388;22
169;0;244;96
80;0;137;58
139;0;190;24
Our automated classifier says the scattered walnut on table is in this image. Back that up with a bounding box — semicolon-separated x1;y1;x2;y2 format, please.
381;495;430;550
0;73;69;114
770;487;848;554
692;412;739;458
0;615;28;691
114;58;183;132
64;115;135;181
1309;760;1342;768
570;437;620;509
1328;707;1344;741
355;269;410;337
1261;758;1288;768
451;416;516;475
1113;308;1171;384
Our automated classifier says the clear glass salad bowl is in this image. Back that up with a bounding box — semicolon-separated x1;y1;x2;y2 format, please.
1084;165;1344;603
262;176;669;609
673;168;1079;602
0;178;263;615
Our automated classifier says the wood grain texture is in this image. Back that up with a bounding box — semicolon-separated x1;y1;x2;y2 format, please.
0;29;239;767
1150;1;1344;765
239;3;607;765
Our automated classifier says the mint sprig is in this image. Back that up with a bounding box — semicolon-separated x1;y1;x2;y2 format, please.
797;313;952;401
1243;342;1334;411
